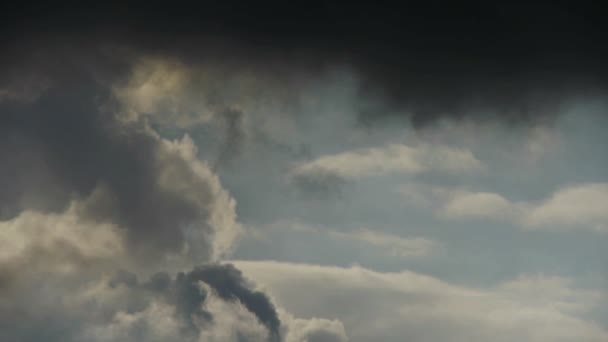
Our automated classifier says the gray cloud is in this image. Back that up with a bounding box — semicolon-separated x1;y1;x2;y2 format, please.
0;47;348;342
170;264;282;341
2;12;607;341
213;107;247;171
0;53;241;265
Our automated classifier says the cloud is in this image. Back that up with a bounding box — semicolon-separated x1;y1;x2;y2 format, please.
0;75;50;103
9;263;280;342
439;191;523;221
281;312;348;342
292;143;483;183
399;182;608;232
6;2;608;130
327;229;439;258
174;263;281;341
398;183;522;221
212;107;247;170
0;65;243;265
2;15;607;342
254;220;440;259
0;201;125;293
0;50;348;342
112;57;212;127
524;183;608;232
0;221;338;342
235;261;608;342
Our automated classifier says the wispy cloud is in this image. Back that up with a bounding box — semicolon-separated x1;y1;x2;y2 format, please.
249;220;440;258
292;143;484;181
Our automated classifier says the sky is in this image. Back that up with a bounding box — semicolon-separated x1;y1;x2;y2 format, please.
1;2;607;341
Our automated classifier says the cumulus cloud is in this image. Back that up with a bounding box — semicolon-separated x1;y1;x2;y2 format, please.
0;201;125;293
235;261;608;342
1;263;280;342
0;62;244;266
0;219;336;342
281;312;348;342
0;50;348;342
523;183;608;232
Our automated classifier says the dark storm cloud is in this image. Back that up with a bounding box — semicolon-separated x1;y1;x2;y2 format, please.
2;2;607;127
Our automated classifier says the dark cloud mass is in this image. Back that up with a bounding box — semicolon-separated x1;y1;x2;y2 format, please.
2;2;607;126
0;2;606;341
0;59;215;261
174;264;282;341
107;264;281;341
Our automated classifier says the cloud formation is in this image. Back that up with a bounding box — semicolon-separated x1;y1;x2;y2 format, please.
292;144;483;187
0;48;347;342
235;261;607;342
1;5;607;340
400;182;608;233
524;183;608;232
252;220;440;259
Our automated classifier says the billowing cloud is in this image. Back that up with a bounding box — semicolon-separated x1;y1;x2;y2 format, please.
235;261;608;342
0;214;339;342
0;49;347;342
0;262;279;341
0;63;243;266
1;6;608;341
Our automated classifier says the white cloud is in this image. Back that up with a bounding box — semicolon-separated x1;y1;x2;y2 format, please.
292;143;484;180
524;183;608;232
439;191;523;221
234;261;608;342
156;134;243;260
399;182;608;232
398;183;522;222
281;310;348;342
